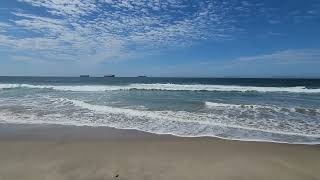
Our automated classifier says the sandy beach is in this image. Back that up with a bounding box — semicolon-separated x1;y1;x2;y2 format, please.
0;124;319;180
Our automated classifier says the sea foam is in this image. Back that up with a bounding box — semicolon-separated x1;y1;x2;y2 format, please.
1;96;319;144
67;99;320;137
1;83;320;93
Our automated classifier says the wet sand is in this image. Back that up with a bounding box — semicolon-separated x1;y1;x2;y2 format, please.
0;124;319;180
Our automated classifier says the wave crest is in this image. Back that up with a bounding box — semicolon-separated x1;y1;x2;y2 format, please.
1;83;320;93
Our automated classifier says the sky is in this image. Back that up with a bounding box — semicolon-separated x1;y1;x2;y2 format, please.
0;0;320;77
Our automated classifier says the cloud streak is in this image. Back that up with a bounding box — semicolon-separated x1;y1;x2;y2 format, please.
237;49;320;64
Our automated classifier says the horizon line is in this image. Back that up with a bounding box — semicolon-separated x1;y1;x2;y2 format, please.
0;75;320;79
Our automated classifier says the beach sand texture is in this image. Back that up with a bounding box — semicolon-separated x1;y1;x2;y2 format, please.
0;125;319;180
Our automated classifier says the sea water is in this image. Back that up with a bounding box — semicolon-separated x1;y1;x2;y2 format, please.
0;76;319;144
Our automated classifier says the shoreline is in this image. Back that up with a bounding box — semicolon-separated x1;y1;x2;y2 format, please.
0;123;318;145
1;123;320;180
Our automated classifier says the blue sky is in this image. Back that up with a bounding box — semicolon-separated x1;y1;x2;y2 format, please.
0;0;319;77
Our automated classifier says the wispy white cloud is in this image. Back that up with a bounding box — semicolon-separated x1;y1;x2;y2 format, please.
18;0;97;17
3;0;317;64
237;49;320;64
0;0;257;63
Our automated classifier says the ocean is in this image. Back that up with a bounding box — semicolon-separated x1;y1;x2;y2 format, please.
0;76;319;144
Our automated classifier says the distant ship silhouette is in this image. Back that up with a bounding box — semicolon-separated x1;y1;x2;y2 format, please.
80;75;90;77
104;74;115;77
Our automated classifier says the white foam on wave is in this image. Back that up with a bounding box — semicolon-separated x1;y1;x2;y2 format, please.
1;83;320;93
127;84;320;93
205;101;278;110
0;84;124;91
0;84;21;90
68;99;320;138
205;101;320;115
1;96;319;144
205;101;242;108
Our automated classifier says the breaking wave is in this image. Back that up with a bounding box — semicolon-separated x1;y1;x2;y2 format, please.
1;96;319;144
1;83;320;93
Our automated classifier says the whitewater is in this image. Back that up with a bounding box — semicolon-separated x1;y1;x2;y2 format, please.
1;83;320;93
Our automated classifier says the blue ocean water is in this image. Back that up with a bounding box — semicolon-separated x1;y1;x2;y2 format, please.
0;76;320;144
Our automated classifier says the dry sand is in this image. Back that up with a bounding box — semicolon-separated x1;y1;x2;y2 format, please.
0;124;319;180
